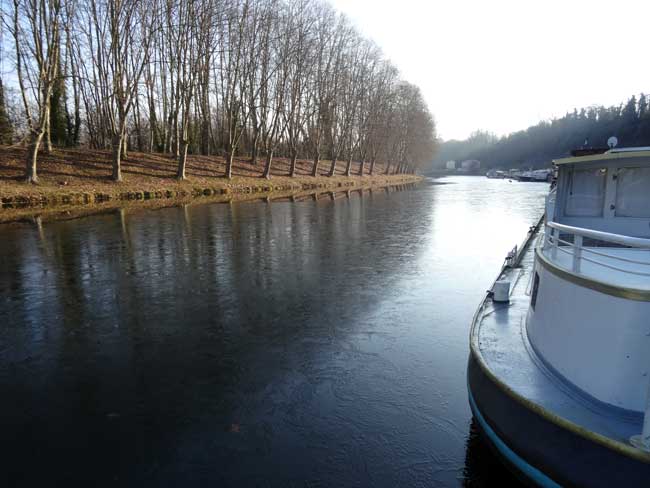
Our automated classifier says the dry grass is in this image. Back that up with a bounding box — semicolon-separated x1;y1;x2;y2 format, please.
0;146;405;198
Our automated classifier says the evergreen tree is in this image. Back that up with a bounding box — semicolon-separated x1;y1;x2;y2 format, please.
637;94;647;119
0;79;13;144
621;95;638;124
635;94;650;143
49;57;69;146
433;93;650;170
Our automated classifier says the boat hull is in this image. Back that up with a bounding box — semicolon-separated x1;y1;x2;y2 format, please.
467;352;650;487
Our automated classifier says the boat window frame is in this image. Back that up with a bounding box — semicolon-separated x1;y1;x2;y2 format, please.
563;166;608;218
613;165;650;219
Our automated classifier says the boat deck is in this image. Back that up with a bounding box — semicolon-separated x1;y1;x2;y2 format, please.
542;246;650;291
475;236;643;446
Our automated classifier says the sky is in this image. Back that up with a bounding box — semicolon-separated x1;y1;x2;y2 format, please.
330;0;650;141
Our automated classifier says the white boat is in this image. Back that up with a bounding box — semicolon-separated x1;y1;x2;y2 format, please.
517;168;553;182
486;169;507;179
468;147;650;486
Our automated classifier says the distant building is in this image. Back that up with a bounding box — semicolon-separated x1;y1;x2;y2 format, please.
460;160;481;172
445;160;457;170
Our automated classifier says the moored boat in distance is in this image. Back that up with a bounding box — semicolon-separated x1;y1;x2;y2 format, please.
468;146;650;486
517;168;553;182
486;169;507;179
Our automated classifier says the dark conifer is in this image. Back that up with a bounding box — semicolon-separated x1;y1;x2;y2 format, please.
49;59;69;146
0;79;13;145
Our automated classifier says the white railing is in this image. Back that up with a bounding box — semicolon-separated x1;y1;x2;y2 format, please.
543;221;650;276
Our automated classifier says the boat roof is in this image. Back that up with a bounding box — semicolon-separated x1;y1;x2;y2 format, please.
554;148;650;166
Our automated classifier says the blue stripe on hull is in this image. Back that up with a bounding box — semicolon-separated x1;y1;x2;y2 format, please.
468;385;561;488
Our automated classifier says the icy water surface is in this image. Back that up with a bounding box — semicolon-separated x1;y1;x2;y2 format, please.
1;177;548;486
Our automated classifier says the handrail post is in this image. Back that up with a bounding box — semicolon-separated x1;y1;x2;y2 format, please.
543;227;547;250
573;235;583;273
544;226;551;251
551;227;558;259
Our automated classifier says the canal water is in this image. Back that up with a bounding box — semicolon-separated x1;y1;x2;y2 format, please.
1;176;548;487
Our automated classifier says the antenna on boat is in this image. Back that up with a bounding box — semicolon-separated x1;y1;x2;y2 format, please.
607;136;618;149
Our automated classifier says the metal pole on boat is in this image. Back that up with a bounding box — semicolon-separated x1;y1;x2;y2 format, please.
572;235;583;273
631;379;650;452
550;227;558;260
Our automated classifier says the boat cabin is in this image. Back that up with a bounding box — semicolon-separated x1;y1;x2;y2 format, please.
550;148;650;238
528;147;650;417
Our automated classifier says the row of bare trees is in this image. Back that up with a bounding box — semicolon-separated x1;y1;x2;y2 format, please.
3;0;436;183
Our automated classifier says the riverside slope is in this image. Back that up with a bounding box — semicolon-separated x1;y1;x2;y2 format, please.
0;147;420;222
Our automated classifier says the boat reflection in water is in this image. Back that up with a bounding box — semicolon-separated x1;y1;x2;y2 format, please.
462;420;523;487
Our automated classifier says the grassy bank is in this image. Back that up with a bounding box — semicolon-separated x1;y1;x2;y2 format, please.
0;147;421;222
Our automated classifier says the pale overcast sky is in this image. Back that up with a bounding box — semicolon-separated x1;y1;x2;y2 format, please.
331;0;650;141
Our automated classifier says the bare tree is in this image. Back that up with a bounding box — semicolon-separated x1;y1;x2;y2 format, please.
217;0;257;179
4;0;437;181
303;2;337;177
324;17;354;177
282;0;314;177
9;0;63;182
259;1;292;179
79;0;157;181
170;0;216;180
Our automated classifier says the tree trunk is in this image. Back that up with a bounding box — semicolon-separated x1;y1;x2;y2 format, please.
289;150;298;177
177;141;189;180
311;152;320;177
44;117;52;154
370;158;376;175
122;136;128;160
136;123;144;152
173;120;180;157
73;110;81;147
359;159;365;176
328;157;337;177
384;163;390;175
26;129;45;183
200;120;210;155
112;133;123;181
345;156;352;177
225;151;234;179
262;150;273;179
251;132;260;164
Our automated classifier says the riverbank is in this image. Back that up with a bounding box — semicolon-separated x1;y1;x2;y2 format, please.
3;182;421;225
0;147;421;223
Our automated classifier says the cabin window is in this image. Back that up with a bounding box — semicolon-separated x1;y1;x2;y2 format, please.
531;272;540;310
615;167;650;218
565;168;607;217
